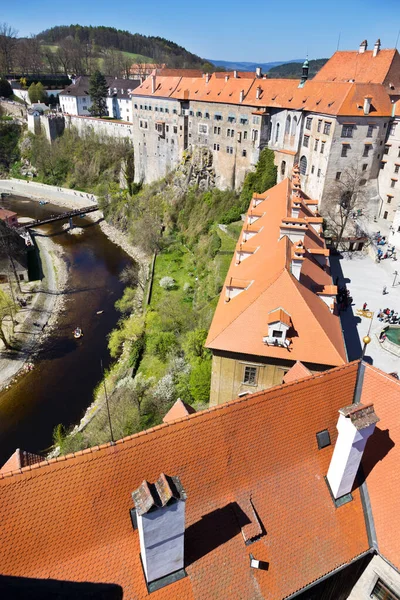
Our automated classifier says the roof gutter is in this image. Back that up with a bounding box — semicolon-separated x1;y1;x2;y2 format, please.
284;548;375;599
358;468;378;550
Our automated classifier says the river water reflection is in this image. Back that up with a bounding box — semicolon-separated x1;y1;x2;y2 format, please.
0;195;130;464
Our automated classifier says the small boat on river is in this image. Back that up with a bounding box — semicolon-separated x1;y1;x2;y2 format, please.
39;200;49;205
73;327;83;339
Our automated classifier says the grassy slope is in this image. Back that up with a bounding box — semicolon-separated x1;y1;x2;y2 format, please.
41;44;154;66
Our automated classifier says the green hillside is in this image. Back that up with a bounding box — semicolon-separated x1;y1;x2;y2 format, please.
38;25;212;71
268;58;328;79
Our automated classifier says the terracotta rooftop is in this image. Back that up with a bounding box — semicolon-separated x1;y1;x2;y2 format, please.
163;398;196;423
314;48;400;95
283;361;312;384
0;448;43;475
0;208;17;220
0;362;370;599
132;72;393;116
360;365;400;570
206;177;347;368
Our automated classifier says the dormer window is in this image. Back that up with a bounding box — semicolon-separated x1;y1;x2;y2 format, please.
263;308;291;348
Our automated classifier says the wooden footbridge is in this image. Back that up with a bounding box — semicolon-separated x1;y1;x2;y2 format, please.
18;205;100;229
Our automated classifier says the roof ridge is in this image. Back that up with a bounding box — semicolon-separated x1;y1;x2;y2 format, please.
0;362;360;480
290;273;346;364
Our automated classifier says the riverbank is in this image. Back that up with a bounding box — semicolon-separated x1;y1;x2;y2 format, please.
0;179;150;267
0;233;68;391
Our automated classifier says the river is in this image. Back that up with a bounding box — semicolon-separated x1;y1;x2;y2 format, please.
0;195;131;465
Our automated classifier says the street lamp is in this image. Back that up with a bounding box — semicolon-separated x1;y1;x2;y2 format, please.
393;270;398;287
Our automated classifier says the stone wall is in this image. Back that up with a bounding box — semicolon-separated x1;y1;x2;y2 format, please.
65;114;133;142
0;99;26;119
348;554;400;599
377;115;400;222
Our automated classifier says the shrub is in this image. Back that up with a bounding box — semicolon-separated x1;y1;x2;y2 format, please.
147;331;178;361
159;276;176;290
208;231;222;258
188;359;212;404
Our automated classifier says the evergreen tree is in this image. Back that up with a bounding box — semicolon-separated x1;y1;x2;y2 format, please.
28;82;38;103
88;70;108;117
0;78;13;98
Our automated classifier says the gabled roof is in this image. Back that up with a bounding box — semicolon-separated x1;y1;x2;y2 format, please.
283;361;312;383
163;398;196;423
0;448;43;475
360;365;400;570
206;178;347;368
313;48;400;88
60;76;140;99
131;73;392;116
0;362;370;599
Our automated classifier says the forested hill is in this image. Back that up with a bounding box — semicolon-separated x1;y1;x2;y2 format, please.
268;58;328;79
38;25;212;70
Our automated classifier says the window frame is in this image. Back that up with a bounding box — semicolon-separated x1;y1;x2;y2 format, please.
243;365;258;386
371;578;400;600
341;124;354;138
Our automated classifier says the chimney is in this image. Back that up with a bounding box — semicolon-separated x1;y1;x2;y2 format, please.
359;39;368;54
234;70;238;78
327;403;379;500
255;67;262;78
363;95;372;115
132;474;187;585
205;72;210;84
225;75;229;82
240;89;245;103
151;74;156;94
291;241;305;280
373;39;381;57
256;86;261;100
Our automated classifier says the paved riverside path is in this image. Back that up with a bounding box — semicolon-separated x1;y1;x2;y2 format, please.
0;179;98;210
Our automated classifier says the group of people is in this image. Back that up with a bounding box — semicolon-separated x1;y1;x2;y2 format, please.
375;231;397;261
378;308;399;324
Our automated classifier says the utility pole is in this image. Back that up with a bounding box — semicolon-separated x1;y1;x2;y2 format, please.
101;359;115;444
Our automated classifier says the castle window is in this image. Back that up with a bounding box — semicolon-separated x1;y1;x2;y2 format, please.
285;115;291;134
205;112;210;118
363;144;372;157
198;124;208;135
243;366;258;385
240;116;248;125
323;122;331;135
336;172;341;180
362;163;368;171
320;141;325;154
314;139;319;151
305;117;312;130
303;134;309;147
341;124;354;138
395;165;400;173
371;578;400;599
299;155;307;175
242;149;247;157
341;144;349;157
196;111;202;117
275;123;280;143
367;124;374;137
281;161;286;175
243;131;248;140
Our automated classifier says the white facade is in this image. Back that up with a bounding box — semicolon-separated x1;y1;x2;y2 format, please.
378;115;400;223
349;554;400;600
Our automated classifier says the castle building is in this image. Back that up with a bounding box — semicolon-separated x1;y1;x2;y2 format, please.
130;45;398;221
205;167;346;406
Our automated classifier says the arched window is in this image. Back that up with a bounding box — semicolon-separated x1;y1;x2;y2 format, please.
299;155;307;175
275;122;280;143
285;115;291;134
281;161;286;175
291;116;297;136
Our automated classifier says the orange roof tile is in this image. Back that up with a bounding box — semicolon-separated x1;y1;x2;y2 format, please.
163;399;196;424
314;49;400;91
206;178;346;368
360;365;400;570
0;448;43;475
283;361;312;383
267;308;291;327
0;362;370;599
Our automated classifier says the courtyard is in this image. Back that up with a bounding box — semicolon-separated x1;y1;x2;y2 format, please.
331;251;400;374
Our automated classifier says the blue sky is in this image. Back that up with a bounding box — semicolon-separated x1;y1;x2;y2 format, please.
3;0;400;62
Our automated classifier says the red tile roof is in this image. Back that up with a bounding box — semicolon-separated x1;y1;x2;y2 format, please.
0;448;43;475
206;177;347;368
314;49;400;91
0;362;369;599
163;399;196;423
283;361;312;384
132;73;392;116
360;365;400;570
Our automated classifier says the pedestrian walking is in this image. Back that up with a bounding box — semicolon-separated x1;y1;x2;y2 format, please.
383;285;388;295
363;302;368;311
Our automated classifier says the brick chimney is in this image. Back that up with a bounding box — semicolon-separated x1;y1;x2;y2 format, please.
234;70;238;78
327;403;379;499
359;40;368;54
205;72;210;84
151;74;156;94
240;89;245;103
132;474;187;585
256;86;261;100
373;39;381;57
363;95;372;115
